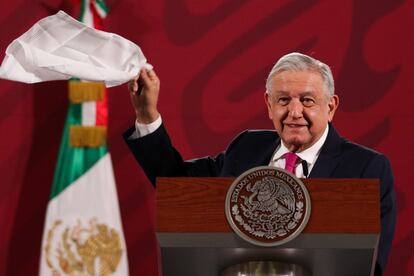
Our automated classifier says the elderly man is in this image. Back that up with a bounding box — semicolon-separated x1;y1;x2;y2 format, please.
123;52;396;275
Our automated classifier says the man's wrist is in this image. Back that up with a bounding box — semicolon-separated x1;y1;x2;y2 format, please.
135;109;160;124
134;115;162;138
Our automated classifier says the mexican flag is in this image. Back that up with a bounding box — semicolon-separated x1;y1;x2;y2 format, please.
39;1;129;275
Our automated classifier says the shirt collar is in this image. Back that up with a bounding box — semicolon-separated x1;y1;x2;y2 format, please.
272;124;329;166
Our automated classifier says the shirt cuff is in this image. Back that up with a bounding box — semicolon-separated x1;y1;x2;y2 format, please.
128;115;162;139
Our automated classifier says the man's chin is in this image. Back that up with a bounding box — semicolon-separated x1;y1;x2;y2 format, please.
282;136;311;151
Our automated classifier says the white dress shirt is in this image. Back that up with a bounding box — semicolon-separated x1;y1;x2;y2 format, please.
269;125;329;178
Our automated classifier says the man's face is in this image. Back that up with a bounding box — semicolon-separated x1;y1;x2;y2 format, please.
265;70;339;152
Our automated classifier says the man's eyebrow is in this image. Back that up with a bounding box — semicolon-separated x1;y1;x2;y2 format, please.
273;90;289;96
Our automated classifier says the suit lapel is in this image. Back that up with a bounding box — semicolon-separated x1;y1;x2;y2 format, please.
309;124;343;178
258;137;280;167
230;125;344;177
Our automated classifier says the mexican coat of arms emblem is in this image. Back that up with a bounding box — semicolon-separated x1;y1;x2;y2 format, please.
225;166;311;246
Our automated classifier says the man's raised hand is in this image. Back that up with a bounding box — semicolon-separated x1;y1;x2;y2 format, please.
128;69;160;124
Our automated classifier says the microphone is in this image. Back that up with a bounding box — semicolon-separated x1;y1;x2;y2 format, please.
301;160;309;178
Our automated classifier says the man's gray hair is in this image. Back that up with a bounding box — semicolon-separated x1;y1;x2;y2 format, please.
266;52;335;97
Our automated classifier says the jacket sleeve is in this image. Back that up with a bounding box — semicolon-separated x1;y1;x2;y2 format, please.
362;154;396;275
123;123;224;186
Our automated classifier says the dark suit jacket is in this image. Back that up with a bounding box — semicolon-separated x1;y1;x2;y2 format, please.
124;123;396;275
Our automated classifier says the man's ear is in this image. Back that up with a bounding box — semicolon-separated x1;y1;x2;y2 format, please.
327;95;339;122
264;91;273;119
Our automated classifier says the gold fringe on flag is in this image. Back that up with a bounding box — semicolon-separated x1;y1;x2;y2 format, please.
69;125;107;147
68;81;105;103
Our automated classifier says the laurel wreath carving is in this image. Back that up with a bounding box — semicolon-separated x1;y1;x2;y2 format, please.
232;201;304;239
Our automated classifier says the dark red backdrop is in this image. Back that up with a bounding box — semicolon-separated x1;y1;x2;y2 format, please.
1;1;413;275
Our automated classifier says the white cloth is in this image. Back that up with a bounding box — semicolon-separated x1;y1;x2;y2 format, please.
270;125;329;178
0;10;152;88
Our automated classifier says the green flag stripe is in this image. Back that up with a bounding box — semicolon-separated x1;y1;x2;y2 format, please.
79;0;87;22
95;0;109;14
50;101;107;199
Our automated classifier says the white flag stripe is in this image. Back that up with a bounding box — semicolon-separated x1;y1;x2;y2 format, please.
81;101;97;126
39;153;129;275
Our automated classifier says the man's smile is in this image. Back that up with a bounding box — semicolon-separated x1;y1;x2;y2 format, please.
283;123;308;129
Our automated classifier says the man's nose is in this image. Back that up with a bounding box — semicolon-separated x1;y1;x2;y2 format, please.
288;100;303;118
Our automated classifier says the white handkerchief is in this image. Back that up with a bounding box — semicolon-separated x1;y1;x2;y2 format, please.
0;10;152;87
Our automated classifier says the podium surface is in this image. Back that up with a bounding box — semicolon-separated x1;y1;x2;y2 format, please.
156;177;379;276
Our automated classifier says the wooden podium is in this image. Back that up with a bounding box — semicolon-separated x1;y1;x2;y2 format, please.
156;177;380;276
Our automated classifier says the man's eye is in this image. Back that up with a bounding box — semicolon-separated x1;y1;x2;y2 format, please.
302;98;315;106
278;97;289;105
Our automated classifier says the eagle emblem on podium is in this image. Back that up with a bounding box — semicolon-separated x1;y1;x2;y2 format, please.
225;167;311;246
